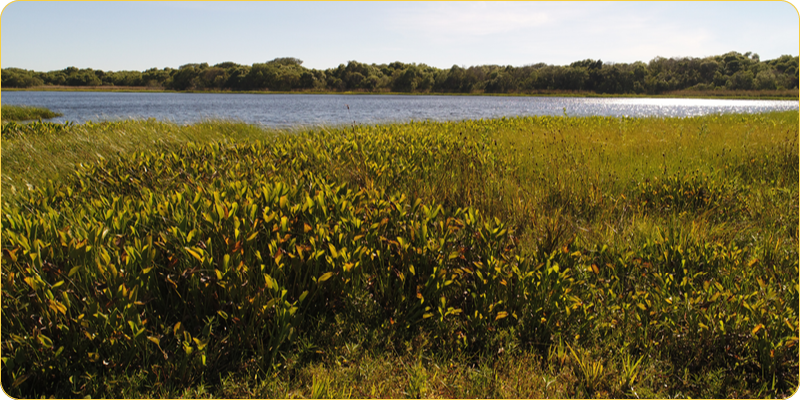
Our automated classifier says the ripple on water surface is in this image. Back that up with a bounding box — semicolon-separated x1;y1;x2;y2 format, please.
1;91;797;126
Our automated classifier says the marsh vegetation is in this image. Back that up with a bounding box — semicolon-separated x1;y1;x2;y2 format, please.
1;104;62;122
1;112;797;398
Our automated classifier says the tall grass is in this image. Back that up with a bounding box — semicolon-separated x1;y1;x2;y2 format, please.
1;111;797;398
1;105;63;121
1;119;274;197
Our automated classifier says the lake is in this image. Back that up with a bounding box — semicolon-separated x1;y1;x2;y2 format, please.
2;91;797;127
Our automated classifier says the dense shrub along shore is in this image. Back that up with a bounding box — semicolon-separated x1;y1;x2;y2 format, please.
1;112;797;398
2;51;798;95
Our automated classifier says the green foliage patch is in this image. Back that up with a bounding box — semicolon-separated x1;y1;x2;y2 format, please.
1;105;62;122
3;51;798;95
1;113;797;397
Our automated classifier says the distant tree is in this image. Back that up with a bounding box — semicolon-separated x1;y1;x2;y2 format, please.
344;71;365;90
725;59;742;76
438;65;465;92
66;69;101;86
1;68;43;87
224;66;250;90
754;70;777;90
4;51;796;94
485;68;516;93
388;61;406;71
417;71;434;92
298;71;315;89
699;60;719;82
103;70;143;86
142;68;171;88
244;63;278;90
170;65;200;90
392;66;418;92
201;67;228;89
727;70;754;90
214;61;240;69
326;75;345;91
43;71;67;86
268;57;303;66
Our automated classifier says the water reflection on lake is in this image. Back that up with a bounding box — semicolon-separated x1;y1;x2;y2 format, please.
2;91;797;127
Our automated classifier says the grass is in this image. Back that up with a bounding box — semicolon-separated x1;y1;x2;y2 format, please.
53;347;677;398
1;104;63;121
1;111;797;398
662;88;799;99
1;118;275;196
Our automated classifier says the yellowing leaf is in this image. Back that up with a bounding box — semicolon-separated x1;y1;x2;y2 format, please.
264;273;275;290
328;243;339;258
37;334;53;348
318;272;334;282
49;300;67;315
495;311;508;320
752;324;764;336
193;337;209;350
185;247;204;263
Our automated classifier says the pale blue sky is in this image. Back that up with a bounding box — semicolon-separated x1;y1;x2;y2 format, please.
1;1;798;72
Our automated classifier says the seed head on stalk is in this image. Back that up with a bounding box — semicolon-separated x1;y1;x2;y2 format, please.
346;104;355;132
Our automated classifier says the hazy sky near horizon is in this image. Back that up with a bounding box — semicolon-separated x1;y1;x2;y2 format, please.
1;1;798;72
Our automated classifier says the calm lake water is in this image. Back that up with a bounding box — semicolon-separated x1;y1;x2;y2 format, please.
2;91;797;127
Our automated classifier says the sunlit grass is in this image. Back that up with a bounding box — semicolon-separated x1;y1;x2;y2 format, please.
1;104;62;121
1;111;797;398
1;118;275;197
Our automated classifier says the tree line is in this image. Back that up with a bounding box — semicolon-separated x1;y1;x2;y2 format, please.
2;52;798;94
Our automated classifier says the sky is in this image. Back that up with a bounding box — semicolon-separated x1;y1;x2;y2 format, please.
0;1;798;72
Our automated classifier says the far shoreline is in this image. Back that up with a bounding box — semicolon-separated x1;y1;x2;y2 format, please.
2;86;797;101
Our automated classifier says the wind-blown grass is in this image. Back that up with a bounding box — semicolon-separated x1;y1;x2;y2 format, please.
1;112;797;398
1;119;275;197
1;105;63;121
